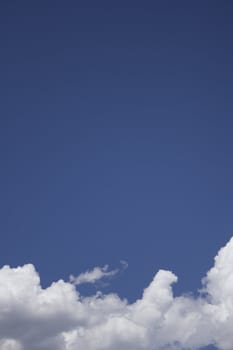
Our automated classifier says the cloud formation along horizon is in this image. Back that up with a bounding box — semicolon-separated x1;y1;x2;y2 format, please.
0;237;233;350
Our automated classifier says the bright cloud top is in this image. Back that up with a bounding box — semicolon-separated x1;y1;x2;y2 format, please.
0;238;233;350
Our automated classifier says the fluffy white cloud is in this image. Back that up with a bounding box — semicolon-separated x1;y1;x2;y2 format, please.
0;237;233;350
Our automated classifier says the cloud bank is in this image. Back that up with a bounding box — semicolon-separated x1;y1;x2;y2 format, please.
0;238;233;350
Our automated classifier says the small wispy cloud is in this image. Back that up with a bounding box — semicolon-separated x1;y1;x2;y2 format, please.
69;260;128;286
69;265;118;285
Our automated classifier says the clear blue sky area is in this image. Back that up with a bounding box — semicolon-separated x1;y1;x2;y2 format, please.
1;3;233;348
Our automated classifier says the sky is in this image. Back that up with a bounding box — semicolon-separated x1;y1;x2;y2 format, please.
1;1;233;349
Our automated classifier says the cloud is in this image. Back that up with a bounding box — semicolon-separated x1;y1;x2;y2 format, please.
69;261;128;286
0;238;233;350
69;265;119;286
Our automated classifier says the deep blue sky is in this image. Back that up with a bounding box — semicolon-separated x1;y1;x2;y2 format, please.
1;3;233;347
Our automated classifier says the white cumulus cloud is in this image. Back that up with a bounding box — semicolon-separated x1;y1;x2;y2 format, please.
0;237;233;350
